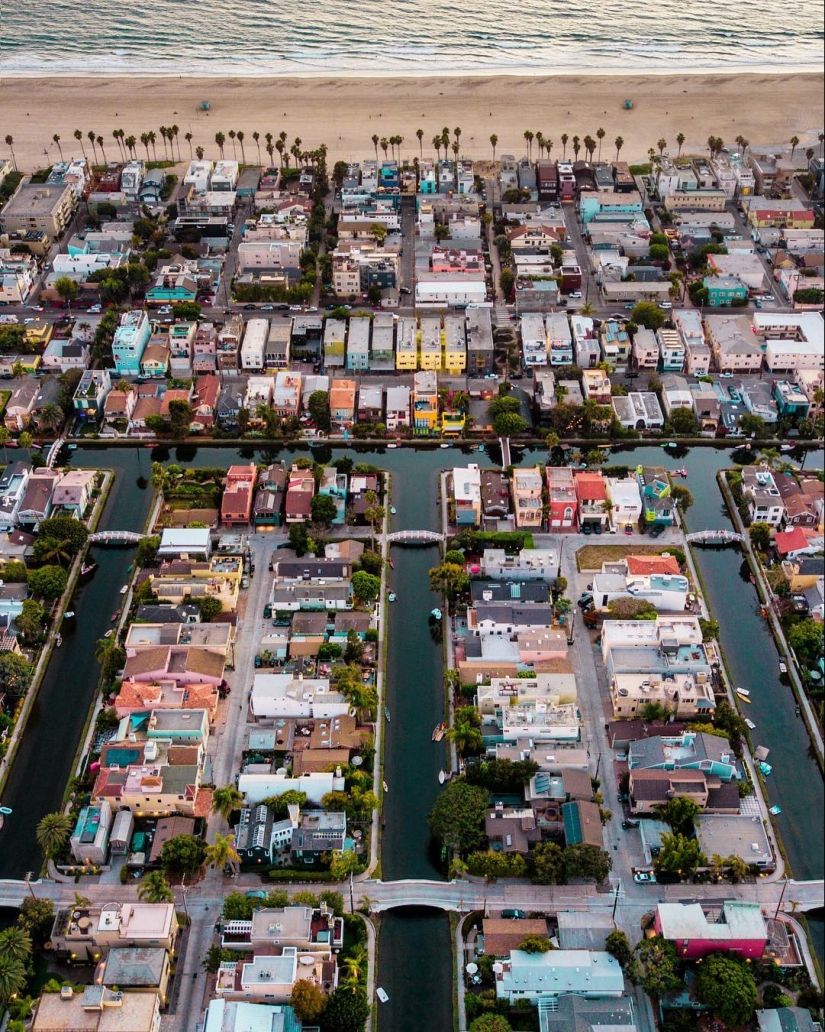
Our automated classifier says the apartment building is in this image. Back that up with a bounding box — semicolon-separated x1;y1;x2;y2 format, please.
512;466;543;529
0;180;77;237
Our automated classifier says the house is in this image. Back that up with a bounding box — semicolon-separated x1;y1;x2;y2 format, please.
99;947;171;999
706;314;763;373
695;813;773;869
103;386;138;428
485;804;541;854
453;464;483;526
49;902;178;958
703;275;749;307
16;468;61;530
606;477;643;531
521;312;548;368
385;385;411;431
0;461;31;530
70;801;112;865
628;731;740;782
632;327;660;369
512;467;543;529
285;465;315;523
0;179;77;237
661;374;694;416
654;901;768;960
599;319;631;366
774;526;820;560
249;673;348;720
140;341;170;379
495;950;624;1003
563;799;605;849
574;471;609;530
611;392;664;430
190;373;219;432
358;385;383;424
412;370;439;435
628;769;740;815
775;477;818;530
41;336;91;373
192;322;218;374
31;987;162;1032
482;919;549;957
582;369;612;404
51;469;96;517
479;470;512;524
636;466;674;525
221;465;256;526
546;466;578;530
773;380;810;420
216;378;246;430
757;1009;820;1032
112;310;151;376
201;1001;302;1032
323;318;347;369
234;804;276;864
329;378;357;429
545;313;573;365
291;810;348;862
742;466;786;526
239;318;268;372
253;465;286;527
346;317;371;371
658;328;686;372
395;316;417;370
479;548;557;582
217;315;243;371
4;378;39;431
466;306;495;376
271;371;302;419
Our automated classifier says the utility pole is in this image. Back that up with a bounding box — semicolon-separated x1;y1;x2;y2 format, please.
180;873;190;923
611;879;621;922
773;875;788;921
349;870;355;915
24;871;37;901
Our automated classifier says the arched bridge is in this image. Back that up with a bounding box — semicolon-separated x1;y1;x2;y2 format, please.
87;530;145;545
686;530;745;545
386;530;446;545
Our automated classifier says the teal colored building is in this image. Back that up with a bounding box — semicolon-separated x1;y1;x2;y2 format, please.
703;275;748;306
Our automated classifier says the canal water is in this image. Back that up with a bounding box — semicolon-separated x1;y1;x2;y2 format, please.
0;443;820;1004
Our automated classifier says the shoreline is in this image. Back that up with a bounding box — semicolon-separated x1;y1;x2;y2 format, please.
2;70;822;173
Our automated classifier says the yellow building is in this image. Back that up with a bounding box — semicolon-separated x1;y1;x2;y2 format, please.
150;555;242;611
23;318;53;348
441;411;466;436
419;316;443;371
444;315;467;374
395;316;418;370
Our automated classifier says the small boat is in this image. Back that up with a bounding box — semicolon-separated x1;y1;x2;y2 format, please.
670;467;688;478
376;988;389;1004
431;607;442;620
440;443;450;449
759;761;773;776
432;722;446;742
120;584;129;595
769;805;782;816
795;705;801;717
67;443;77;451
390;506;397;515
387;443;398;449
663;442;678;449
779;661;787;674
745;718;756;730
80;561;97;576
780;444;794;452
382;780;389;793
55;634;63;648
735;687;750;697
0;806;12;816
103;629;114;638
388;592;397;602
389;558;395;569
477;444;485;452
384;706;390;722
63;611;75;619
438;769;446;784
736;690;751;704
111;610;121;623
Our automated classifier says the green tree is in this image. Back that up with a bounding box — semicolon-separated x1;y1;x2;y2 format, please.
212;785;244;822
653;795;702;836
670;407;699;436
137;871;174;903
15;598;48;646
655;831;705;876
469;1017;513;1032
695;953;757;1026
749;522;771;550
168;399;192;438
0;926;31;965
16;897;54;943
37;517;88;556
322;987;370;1032
518;934;552;953
288;522;309;556
326;850;361;880
358;550;383;576
563;844;612;882
27;565;68;600
671;484;694;511
788;619;824;666
203;945;236;973
631;301;666;331
53;275;80;308
171;301;201;320
739;413;768;438
605;929;633;968
290;978;326;1022
351;570;381;604
446;718;484;758
35;811;73;860
310;492;339;526
308;391;331;433
429;562;469;599
427;781;489;853
205;833;241;873
161;834;206;875
531;841;565;884
493;411;528;435
0;653;34;697
0;954;26;1004
629;937;682;999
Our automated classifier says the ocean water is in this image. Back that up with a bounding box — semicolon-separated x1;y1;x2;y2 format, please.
1;0;823;76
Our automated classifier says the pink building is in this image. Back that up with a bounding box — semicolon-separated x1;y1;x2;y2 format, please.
654;902;768;961
546;466;578;530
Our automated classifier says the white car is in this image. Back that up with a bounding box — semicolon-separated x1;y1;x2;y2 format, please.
633;870;657;884
569;291;582;299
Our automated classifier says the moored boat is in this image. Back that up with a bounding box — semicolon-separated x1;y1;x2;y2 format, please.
432;722;446;742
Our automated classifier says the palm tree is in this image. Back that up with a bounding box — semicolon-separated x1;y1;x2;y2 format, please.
112;129;123;159
379;137;389;160
0;926;31;964
73;128;86;159
790;135;800;160
579;301;595;316
86;130;98;164
237;130;246;163
274;139;284;167
171;124;181;159
560;133;569;159
416;128;424;158
0;954;26;1003
125;134;136;158
341;946;367;989
140;132;150;160
675;132;685;157
196;145;205;161
449;857;469;879
37;403;65;433
489;133;498;161
4;135;16;170
227;129;237;158
97;135;106;162
137;871;174;904
759;448;781;469
36;811;73;859
584;135;596;161
205;833;241;873
446;719;483;757
819;132;825;157
535;131;545;158
52;134;64;160
614;136;624;160
215;132;225;158
544;137;553;159
160;126;169;158
432;135;442;162
657;138;667;155
394;135;404;162
251;130;260;164
212;785;243;821
523;130;534;159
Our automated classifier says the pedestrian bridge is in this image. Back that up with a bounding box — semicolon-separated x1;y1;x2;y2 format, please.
386;530;445;545
87;530;144;545
686;530;745;545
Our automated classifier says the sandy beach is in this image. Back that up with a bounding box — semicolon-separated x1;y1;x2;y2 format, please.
2;72;823;173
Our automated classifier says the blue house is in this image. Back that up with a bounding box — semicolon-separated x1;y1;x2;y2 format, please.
773;380;810;419
112;310;151;376
628;731;740;782
635;465;675;525
703;275;748;306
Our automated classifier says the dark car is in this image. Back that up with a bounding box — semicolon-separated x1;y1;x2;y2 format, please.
622;819;640;830
624;523;634;535
243;303;257;310
649;523;665;538
577;593;594;611
593;523;603;535
581;523;592;535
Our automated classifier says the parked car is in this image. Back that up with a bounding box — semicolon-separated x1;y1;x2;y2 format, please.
593;523;603;535
577;593;594;610
633;870;657;884
649;523;666;538
581;523;592;535
501;909;526;919
622;819;640;829
624;523;634;535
